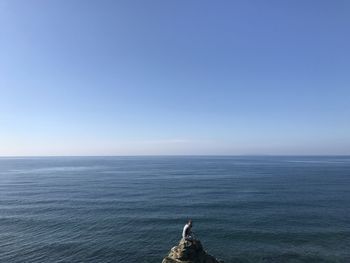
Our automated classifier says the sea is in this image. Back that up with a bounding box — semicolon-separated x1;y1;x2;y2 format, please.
0;156;349;263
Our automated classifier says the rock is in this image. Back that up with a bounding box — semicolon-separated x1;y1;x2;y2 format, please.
162;239;223;263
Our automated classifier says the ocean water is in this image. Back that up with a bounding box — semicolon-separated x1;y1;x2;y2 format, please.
0;156;349;263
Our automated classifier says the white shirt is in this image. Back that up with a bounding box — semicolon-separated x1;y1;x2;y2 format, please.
182;223;191;239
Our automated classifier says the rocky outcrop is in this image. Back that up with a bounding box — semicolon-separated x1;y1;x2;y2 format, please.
162;239;223;263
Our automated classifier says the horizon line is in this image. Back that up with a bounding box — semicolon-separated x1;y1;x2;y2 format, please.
1;154;350;158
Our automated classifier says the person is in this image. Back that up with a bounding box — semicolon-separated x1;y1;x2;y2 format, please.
182;219;195;244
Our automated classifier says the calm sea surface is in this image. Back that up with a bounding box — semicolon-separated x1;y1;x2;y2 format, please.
0;156;349;263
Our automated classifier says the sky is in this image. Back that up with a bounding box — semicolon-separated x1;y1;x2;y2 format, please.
0;0;349;156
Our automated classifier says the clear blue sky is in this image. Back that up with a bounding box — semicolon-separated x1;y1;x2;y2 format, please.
1;0;349;156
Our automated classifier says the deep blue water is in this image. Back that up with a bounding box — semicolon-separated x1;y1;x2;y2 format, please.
0;156;349;263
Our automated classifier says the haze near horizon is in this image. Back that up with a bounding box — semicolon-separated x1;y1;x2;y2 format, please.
1;0;349;156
